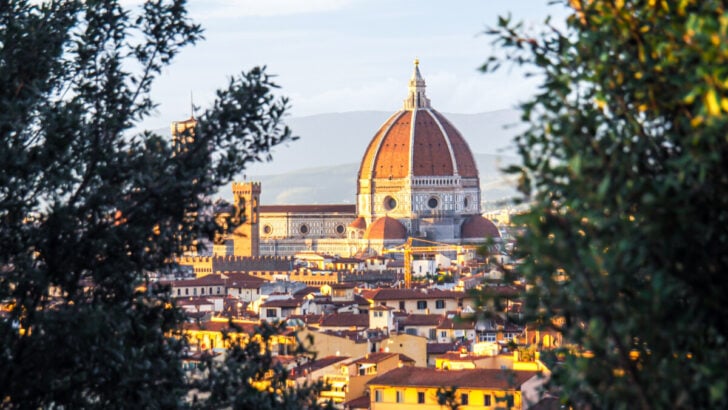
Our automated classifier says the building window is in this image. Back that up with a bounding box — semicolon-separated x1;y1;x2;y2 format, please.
464;196;470;208
418;391;425;404
406;328;417;336
428;196;439;209
435;299;445;309
429;329;437;340
484;394;492;406
441;330;447;338
384;196;397;211
460;393;469;405
217;287;221;294
396;390;403;403
176;289;181;296
263;225;272;234
299;224;309;234
374;390;382;402
335;224;345;234
417;300;427;310
266;308;277;318
185;289;189;296
399;301;405;310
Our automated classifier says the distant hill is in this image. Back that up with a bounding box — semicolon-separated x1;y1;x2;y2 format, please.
238;153;520;205
239;109;524;176
221;108;526;205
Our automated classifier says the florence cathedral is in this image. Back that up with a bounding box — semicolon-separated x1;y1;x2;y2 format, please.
182;61;500;260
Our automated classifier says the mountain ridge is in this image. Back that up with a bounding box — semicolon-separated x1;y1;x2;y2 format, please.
224;108;525;205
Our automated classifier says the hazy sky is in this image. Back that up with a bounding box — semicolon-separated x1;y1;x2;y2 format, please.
143;0;570;130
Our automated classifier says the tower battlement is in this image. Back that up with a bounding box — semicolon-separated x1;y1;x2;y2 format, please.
232;181;261;195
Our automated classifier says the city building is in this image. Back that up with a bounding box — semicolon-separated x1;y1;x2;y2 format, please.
214;61;500;259
367;367;542;409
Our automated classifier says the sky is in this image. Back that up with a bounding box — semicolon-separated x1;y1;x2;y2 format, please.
143;0;570;130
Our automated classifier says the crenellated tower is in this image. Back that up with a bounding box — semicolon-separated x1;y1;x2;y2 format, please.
230;182;261;257
171;116;197;154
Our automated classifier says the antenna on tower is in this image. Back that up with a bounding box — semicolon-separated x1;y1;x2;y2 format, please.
190;91;194;119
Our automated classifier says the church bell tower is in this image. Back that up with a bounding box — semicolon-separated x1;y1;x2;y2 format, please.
230;182;261;257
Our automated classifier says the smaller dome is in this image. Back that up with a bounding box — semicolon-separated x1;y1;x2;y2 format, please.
364;216;407;240
461;215;500;239
349;216;367;230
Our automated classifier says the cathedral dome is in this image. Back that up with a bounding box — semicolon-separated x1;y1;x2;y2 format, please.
364;216;407;240
461;215;501;239
349;216;367;229
358;61;478;181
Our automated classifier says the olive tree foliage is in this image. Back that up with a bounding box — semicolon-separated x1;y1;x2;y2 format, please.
190;321;331;410
484;0;728;408
0;1;323;408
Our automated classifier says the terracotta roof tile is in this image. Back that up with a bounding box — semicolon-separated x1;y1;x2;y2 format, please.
370;288;466;301
401;314;443;327
260;297;301;308
292;286;321;297
348;216;367;229
427;342;457;355
367;367;538;389
350;352;415;365
363;216;407;240
319;313;369;328
437;317;476;330
295;355;350;375
358;109;479;181
182;320;258;334
461;215;501;239
342;395;370;410
431;111;479;178
166;273;266;288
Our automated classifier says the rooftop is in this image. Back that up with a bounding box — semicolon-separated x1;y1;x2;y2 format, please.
367;367;538;389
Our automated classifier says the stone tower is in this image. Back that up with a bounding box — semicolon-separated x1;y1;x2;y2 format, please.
231;182;261;257
170;116;196;154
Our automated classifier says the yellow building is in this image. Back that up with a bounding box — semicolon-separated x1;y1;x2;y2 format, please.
316;352;416;405
367;367;542;409
298;328;428;368
182;318;297;355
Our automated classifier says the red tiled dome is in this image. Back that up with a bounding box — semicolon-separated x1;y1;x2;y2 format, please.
349;216;367;229
364;216;407;240
461;215;500;239
358;110;478;180
357;63;478;182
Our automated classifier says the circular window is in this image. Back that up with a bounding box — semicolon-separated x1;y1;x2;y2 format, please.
299;224;309;234
427;197;439;209
384;196;397;211
335;224;345;234
263;225;272;235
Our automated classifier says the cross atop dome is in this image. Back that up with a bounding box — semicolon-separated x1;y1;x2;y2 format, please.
403;59;431;110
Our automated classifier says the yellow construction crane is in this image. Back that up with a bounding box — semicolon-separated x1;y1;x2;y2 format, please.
383;238;480;289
